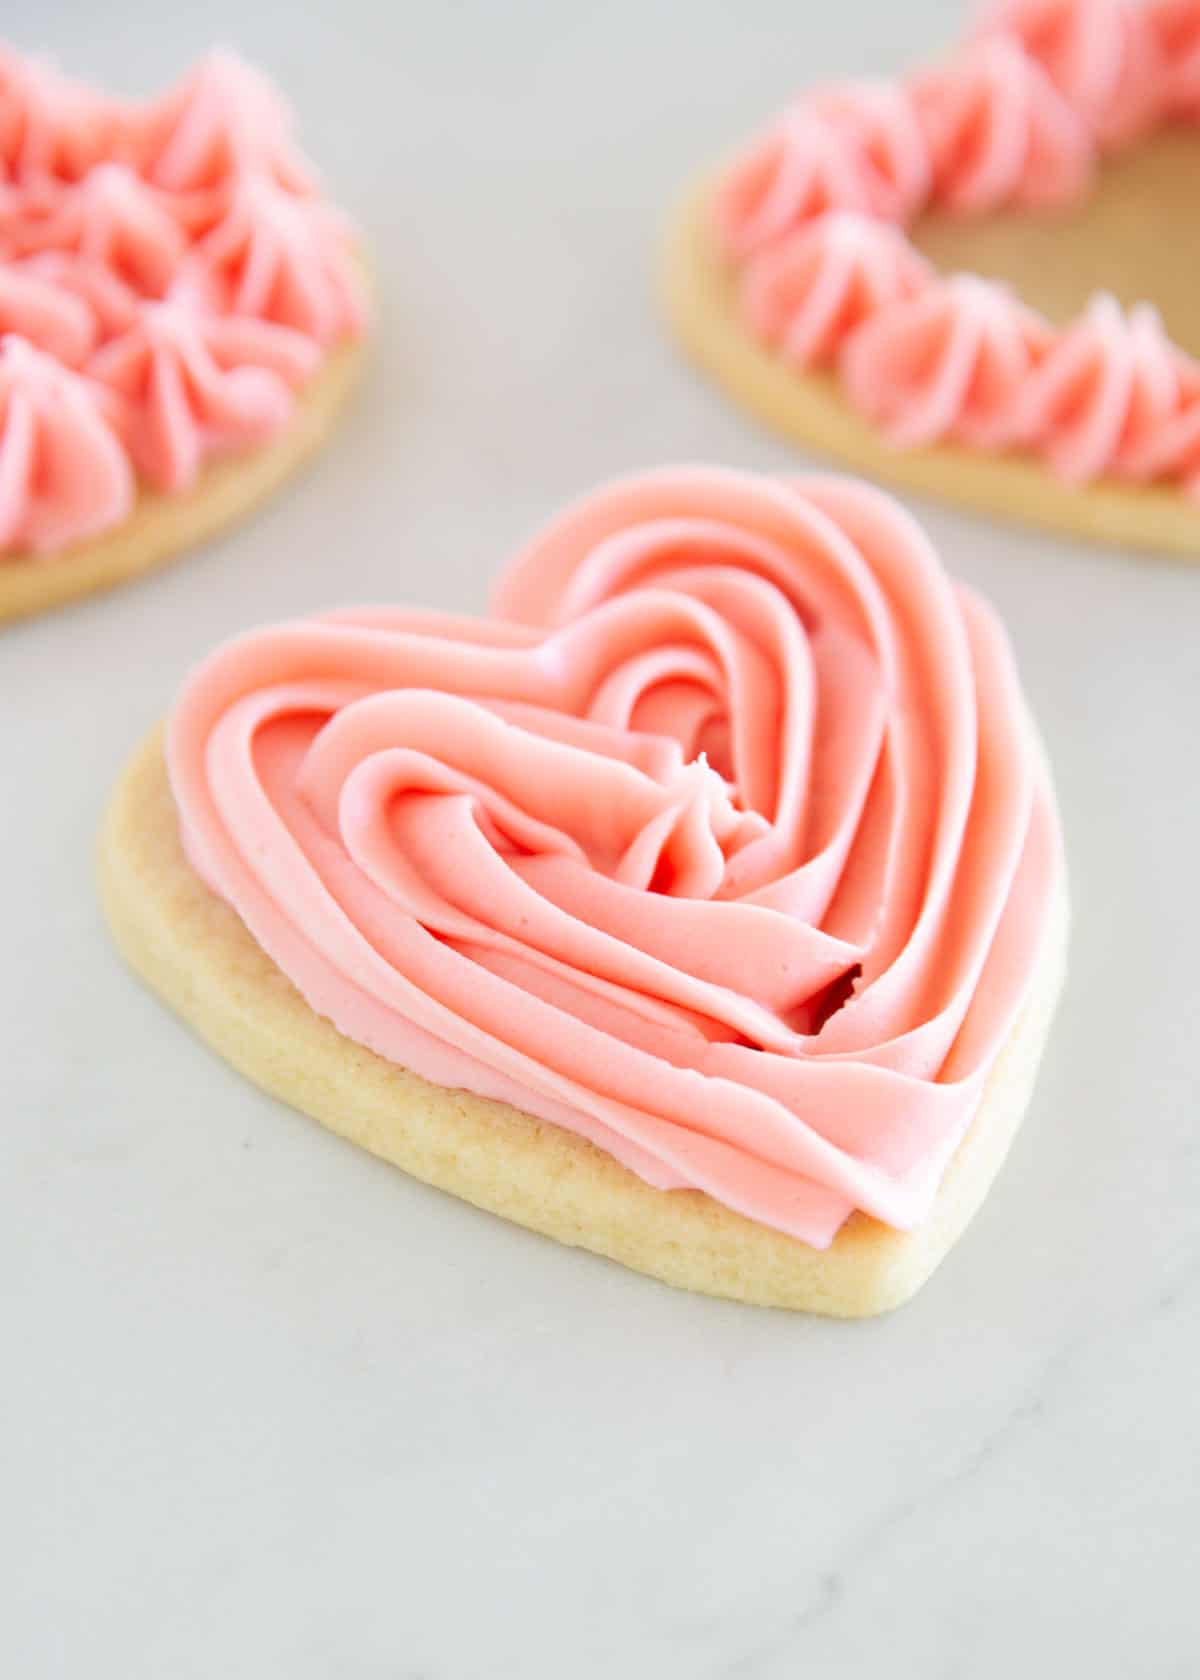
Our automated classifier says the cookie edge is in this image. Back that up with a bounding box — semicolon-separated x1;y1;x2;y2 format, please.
97;727;1069;1317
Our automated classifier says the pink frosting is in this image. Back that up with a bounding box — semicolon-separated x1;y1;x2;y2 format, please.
0;262;95;365
715;83;931;259
910;37;1093;211
841;276;1052;449
2;163;187;294
741;212;933;369
0;47;114;183
0;44;363;559
166;468;1062;1249
14;250;141;339
1013;294;1191;480
1146;0;1200;115
716;0;1200;496
978;0;1165;145
172;175;365;347
89;302;316;491
0;334;132;552
130;50;316;198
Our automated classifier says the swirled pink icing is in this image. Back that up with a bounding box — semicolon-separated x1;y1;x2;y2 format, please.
3;163;187;293
978;0;1164;145
0;262;95;364
716;0;1200;495
14;250;141;339
89;302;315;491
167;468;1062;1248
0;47;114;183
0;43;363;559
716;84;930;259
1012;294;1188;480
0;334;132;551
741;212;933;369
1145;0;1200;115
172;176;365;346
910;37;1093;211
841;276;1052;448
130;50;315;198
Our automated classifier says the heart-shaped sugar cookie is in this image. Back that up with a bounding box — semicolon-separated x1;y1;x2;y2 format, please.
0;46;366;624
100;468;1067;1316
663;0;1200;555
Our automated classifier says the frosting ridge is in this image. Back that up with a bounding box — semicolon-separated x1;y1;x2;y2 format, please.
0;43;364;559
910;37;1093;210
978;0;1165;144
741;212;933;369
88;301;307;491
0;333;132;551
841;275;1051;448
0;262;96;364
715;0;1200;496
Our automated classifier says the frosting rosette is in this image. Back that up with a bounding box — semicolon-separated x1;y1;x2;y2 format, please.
976;0;1165;145
0;42;365;565
702;0;1200;507
167;469;1062;1249
0;333;132;552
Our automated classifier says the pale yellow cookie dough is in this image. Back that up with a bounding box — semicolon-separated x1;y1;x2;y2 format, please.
98;729;1068;1317
0;335;365;626
661;164;1200;558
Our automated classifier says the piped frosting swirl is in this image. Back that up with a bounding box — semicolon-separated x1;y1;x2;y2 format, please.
715;0;1200;494
0;333;132;551
0;42;364;560
167;468;1062;1248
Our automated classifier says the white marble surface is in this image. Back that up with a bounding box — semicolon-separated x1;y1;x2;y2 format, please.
4;1;1199;1674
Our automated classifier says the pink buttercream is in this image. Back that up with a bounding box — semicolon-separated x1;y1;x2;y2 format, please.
15;250;141;339
1114;375;1200;491
0;334;132;551
1146;0;1200;114
910;37;1093;211
172;175;365;346
166;468;1062;1249
715;83;931;259
3;163;187;295
741;212;933;369
805;84;934;221
130;50;316;198
0;263;95;365
1013;295;1189;480
716;0;1200;497
841;276;1052;449
978;0;1165;145
0;47;114;183
0;43;364;557
88;302;314;491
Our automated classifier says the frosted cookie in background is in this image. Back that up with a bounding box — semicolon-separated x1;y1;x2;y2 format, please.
662;0;1200;557
0;46;367;624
